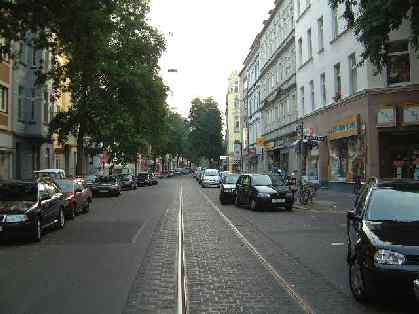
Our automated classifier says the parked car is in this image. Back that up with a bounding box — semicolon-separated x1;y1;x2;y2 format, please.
198;168;206;184
201;169;220;188
168;171;175;178
150;174;159;185
235;174;294;211
135;173;148;187
0;179;66;242
33;169;66;180
268;174;295;209
56;179;92;219
118;174;137;190
415;278;419;303
219;173;240;204
84;175;97;189
90;176;121;196
347;179;419;302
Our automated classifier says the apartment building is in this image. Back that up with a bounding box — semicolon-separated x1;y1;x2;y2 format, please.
0;58;13;179
225;71;242;172
12;38;55;180
295;0;419;190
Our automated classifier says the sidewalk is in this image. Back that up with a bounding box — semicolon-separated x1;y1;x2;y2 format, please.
294;189;355;212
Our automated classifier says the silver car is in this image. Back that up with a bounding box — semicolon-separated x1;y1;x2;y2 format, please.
201;169;220;188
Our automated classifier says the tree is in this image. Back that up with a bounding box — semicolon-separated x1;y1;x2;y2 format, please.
1;0;168;174
188;97;225;166
329;0;419;70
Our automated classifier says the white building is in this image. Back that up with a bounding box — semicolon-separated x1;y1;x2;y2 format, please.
295;0;419;190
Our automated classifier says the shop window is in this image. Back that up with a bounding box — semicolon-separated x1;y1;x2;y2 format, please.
0;85;7;112
387;40;410;85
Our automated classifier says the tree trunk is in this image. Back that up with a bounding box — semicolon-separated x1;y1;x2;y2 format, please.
76;123;85;176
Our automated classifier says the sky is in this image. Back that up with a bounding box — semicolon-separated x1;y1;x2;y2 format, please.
149;0;275;117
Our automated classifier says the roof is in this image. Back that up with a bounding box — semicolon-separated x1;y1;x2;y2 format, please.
34;169;65;173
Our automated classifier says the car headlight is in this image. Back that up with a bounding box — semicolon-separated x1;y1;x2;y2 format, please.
5;214;29;223
257;193;271;198
374;250;406;265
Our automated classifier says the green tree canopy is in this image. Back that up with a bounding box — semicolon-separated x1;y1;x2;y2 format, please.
329;0;419;70
188;97;224;166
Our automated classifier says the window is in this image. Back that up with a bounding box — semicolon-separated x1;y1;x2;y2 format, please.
348;53;357;95
43;91;49;123
387;40;410;85
234;97;239;110
298;37;303;66
32;47;37;66
0;85;7;112
31;88;35;121
307;28;312;58
309;80;315;110
320;73;326;106
300;86;305;114
318;17;324;51
18;86;24;121
334;63;341;99
234;117;240;132
332;7;339;39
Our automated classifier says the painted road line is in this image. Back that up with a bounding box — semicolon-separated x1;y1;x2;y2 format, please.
131;216;153;244
177;184;187;314
331;242;345;246
199;190;315;314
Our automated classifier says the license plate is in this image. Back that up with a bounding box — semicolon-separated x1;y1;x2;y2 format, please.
272;199;285;204
99;190;108;193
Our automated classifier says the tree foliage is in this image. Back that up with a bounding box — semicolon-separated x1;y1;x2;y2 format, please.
0;0;168;173
188;97;224;165
329;0;419;70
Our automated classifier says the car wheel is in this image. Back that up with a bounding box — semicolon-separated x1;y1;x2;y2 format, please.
31;217;42;242
57;208;65;229
234;195;241;207
250;199;258;211
285;204;293;211
349;259;372;302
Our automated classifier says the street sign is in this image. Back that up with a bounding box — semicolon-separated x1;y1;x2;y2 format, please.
303;135;327;141
219;156;228;160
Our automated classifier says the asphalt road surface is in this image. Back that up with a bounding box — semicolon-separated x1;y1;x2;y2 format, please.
0;176;418;313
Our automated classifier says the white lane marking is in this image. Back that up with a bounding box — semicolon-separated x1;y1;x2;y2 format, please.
331;242;345;246
131;216;153;244
178;184;187;314
199;190;315;314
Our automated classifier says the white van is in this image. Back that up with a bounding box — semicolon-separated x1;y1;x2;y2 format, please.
33;169;66;180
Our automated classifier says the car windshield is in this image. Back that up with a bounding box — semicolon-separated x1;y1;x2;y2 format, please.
269;175;285;186
56;180;74;193
367;188;419;222
205;170;218;176
225;175;240;184
252;175;272;186
0;182;38;202
96;177;117;184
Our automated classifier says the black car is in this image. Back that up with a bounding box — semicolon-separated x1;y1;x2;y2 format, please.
235;174;294;211
219;173;240;204
268;174;295;209
0;179;66;242
118;174;137;190
347;179;419;302
90;176;121;196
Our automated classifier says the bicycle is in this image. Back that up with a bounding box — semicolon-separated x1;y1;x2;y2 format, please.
297;181;317;205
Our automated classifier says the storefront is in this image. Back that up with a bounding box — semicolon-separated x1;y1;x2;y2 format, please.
377;104;419;179
328;115;366;182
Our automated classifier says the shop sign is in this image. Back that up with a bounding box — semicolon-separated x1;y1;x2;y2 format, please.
329;115;360;140
377;107;396;127
402;105;419;125
303;135;326;141
256;137;265;147
219;155;228;160
264;141;274;150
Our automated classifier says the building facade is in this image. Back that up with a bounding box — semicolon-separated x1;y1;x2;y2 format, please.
295;0;419;190
225;71;241;172
11;38;55;180
240;0;298;174
0;58;14;179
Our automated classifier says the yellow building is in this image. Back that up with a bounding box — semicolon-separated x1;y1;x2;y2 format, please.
225;71;242;172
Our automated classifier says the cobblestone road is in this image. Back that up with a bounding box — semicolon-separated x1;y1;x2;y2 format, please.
182;179;305;314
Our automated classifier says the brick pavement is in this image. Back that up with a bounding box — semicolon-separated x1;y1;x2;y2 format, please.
123;205;178;314
182;180;304;314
